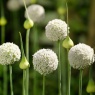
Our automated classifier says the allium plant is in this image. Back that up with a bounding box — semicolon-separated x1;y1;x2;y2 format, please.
68;43;95;95
33;49;58;95
0;42;21;95
45;18;69;95
24;4;45;95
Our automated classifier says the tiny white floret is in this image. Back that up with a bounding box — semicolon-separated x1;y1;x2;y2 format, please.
33;49;58;75
68;43;94;69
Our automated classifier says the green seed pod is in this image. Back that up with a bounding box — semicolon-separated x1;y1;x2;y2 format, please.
86;78;95;93
24;19;34;29
19;56;30;69
62;36;74;49
0;17;7;26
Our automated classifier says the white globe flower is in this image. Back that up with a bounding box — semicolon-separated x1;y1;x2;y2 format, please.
25;4;45;23
45;19;69;41
33;49;58;76
0;42;21;65
7;0;21;11
68;43;94;69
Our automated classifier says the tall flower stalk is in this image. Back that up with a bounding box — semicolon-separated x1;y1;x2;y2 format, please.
25;29;30;95
22;0;34;95
19;32;30;95
33;49;58;95
58;40;61;95
9;65;14;95
42;76;45;95
66;2;71;95
79;69;83;95
68;43;94;95
0;0;7;95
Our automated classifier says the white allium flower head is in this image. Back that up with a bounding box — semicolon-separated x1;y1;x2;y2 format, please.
0;42;21;65
7;0;21;11
68;43;94;69
33;49;58;76
45;19;69;41
25;4;45;23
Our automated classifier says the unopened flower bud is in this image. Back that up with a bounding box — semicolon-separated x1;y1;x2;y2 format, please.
0;17;7;26
19;56;30;69
24;19;34;29
62;36;74;49
57;7;66;15
86;78;95;93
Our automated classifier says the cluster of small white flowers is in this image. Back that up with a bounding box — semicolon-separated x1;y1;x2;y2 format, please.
0;42;21;65
25;4;45;23
45;19;69;41
7;0;21;11
68;43;94;69
33;49;58;76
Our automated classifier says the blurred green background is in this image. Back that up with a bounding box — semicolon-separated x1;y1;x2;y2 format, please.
0;0;95;95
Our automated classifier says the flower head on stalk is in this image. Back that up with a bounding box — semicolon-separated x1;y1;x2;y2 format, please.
68;43;94;69
33;49;58;76
25;4;45;23
0;42;21;65
45;19;69;41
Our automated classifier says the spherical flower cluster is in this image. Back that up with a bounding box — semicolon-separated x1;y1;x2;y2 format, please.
7;0;21;11
0;42;21;65
25;4;45;23
33;49;58;76
68;43;94;69
45;19;69;41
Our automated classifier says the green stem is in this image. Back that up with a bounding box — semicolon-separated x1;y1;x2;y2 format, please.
23;70;26;95
1;3;8;94
79;69;83;95
33;25;39;52
33;25;38;95
26;29;30;95
42;76;45;95
9;65;13;95
90;93;93;95
67;49;71;95
1;26;5;43
3;66;8;95
23;0;30;19
58;40;61;95
66;2;69;36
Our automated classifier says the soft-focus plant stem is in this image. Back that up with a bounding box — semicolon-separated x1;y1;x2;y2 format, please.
1;0;8;95
33;25;38;95
90;93;93;95
42;76;45;95
26;29;30;95
23;70;26;95
67;49;71;95
9;65;13;95
58;40;61;95
79;69;83;95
